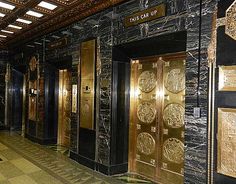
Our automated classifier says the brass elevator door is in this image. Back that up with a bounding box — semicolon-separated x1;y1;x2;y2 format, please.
129;53;185;184
58;69;71;147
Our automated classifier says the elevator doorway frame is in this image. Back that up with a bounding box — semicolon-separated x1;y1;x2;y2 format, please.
128;53;186;183
110;31;187;176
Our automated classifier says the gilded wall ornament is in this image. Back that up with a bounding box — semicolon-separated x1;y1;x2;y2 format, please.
29;56;37;71
165;68;185;93
138;71;156;93
137;101;156;124
137;132;156;155
226;1;236;40
163;138;184;164
163;103;184;128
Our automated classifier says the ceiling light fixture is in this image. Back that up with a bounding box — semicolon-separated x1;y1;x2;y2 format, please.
0;13;5;17
16;18;32;24
38;1;57;10
0;34;7;38
26;10;43;18
8;24;22;29
1;30;13;34
52;35;60;39
0;2;15;10
34;42;42;45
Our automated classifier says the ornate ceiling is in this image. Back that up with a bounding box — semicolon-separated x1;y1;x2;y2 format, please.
0;0;127;48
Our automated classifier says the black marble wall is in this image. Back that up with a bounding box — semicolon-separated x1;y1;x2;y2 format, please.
0;50;8;128
9;0;219;183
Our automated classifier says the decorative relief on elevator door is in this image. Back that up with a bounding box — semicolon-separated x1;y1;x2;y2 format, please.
217;108;236;178
165;68;185;93
137;132;156;155
163;138;184;164
137;102;156;124
225;1;236;40
138;71;156;93
163;103;184;128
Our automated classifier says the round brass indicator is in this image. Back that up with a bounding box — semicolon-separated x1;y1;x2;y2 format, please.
137;132;156;155
163;103;184;128
137;102;156;124
163;138;184;164
29;56;37;71
165;68;185;93
138;71;156;93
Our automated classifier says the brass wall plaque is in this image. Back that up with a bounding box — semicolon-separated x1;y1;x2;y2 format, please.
124;4;166;27
80;39;96;130
219;66;236;91
217;108;236;178
72;85;77;113
48;37;68;50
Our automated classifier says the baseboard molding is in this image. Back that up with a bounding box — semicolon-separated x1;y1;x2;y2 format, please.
25;133;57;145
96;162;128;175
77;154;96;170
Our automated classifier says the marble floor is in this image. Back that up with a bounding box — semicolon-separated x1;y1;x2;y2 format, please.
0;131;154;184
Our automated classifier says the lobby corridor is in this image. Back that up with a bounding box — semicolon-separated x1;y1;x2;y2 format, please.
0;132;123;184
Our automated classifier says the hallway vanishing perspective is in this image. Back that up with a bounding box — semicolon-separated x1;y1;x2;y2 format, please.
0;132;121;184
0;0;236;184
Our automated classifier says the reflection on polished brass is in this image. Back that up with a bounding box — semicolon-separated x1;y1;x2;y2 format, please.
58;70;71;147
163;57;185;178
80;39;96;130
165;68;185;93
217;108;236;178
163;103;184;128
163;138;184;164
138;71;156;93
137;102;156;124
72;85;77;113
28;96;37;121
129;53;185;184
218;66;236;91
137;132;156;155
226;1;236;40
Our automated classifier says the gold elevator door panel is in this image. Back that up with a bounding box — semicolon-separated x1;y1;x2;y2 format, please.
58;69;71;147
129;53;185;184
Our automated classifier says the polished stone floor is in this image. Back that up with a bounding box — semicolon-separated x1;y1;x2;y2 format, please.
0;131;121;184
0;131;154;184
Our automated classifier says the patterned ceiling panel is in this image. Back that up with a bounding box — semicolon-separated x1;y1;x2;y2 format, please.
0;0;128;47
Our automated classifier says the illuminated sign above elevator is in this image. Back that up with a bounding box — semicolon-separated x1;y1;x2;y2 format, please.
124;4;166;27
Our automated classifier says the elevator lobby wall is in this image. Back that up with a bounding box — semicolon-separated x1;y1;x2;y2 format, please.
7;0;217;184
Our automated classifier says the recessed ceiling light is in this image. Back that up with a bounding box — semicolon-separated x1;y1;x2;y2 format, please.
16;18;32;24
52;35;60;39
0;34;7;38
0;2;15;10
0;13;5;17
1;30;13;34
27;45;35;48
34;42;42;45
38;1;57;10
26;10;43;18
8;24;22;29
